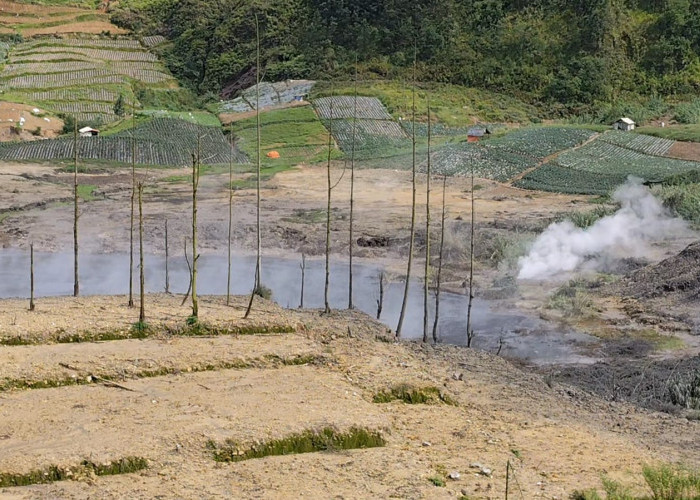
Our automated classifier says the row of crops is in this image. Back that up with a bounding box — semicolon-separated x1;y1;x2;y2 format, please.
516;135;699;194
219;80;316;113
0;118;247;166
598;130;675;156
428;142;537;182
487;127;596;159
12;46;159;62
314;96;392;120
28;88;131;104
18;38;143;50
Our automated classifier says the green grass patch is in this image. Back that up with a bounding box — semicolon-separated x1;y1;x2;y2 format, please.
77;184;97;201
312;80;538;126
546;279;596;318
428;476;446;487
635;124;700;143
654;182;700;226
372;383;457;405
139;109;221;127
555;205;618;228
209;426;385;462
0;456;147;488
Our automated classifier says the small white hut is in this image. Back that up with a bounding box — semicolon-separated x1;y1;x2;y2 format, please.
613;117;635;131
79;126;99;137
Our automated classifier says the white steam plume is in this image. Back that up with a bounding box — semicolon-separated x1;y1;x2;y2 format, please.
518;177;689;280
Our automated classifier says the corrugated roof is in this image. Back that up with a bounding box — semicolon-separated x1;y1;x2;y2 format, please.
617;117;635;125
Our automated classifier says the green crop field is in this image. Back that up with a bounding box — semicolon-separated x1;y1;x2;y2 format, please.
0;37;178;127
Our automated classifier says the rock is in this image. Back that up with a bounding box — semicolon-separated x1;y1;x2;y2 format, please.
480;467;492;477
448;471;461;480
452;372;463;381
421;441;432;447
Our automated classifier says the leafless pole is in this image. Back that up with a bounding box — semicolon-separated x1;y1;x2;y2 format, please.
164;218;170;293
227;123;234;306
423;95;432;343
73;117;79;297
466;162;475;347
348;56;358;310
138;182;145;324
29;242;35;311
432;175;446;343
128;109;135;307
396;49;417;338
299;253;306;308
245;13;262;319
324;90;334;315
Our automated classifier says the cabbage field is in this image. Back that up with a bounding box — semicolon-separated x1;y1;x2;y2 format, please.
597;131;675;156
516;134;700;194
0;118;247;166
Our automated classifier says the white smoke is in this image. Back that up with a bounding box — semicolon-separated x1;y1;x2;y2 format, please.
517;177;689;280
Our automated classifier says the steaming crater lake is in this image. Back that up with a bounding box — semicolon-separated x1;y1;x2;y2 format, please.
0;250;598;365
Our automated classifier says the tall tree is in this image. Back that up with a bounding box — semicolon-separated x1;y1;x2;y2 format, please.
191;137;201;319
73;117;79;297
395;51;417;339
348;56;358;310
466;162;475;347
432;175;446;343
245;13;262;319
138;182;145;324
422;96;431;343
324;90;334;315
227;122;234;306
128;110;136;307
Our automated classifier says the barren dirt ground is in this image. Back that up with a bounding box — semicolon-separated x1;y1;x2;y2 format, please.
0;295;698;499
1;160;698;498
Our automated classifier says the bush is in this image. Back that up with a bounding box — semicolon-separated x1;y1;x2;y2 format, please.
254;284;272;300
674;99;700;124
643;463;700;500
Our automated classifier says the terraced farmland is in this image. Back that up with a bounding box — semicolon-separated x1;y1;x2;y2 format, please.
219;80;316;114
598;130;675;156
429;142;536;182
0;37;176;125
516;135;700;194
314;96;392;120
488;127;597;159
0;118;247;166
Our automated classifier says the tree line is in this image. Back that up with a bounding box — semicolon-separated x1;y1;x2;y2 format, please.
111;0;700;112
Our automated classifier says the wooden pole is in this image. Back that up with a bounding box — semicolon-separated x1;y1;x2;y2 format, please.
348;56;358;310
376;271;384;320
128;108;136;307
191;139;200;319
324;89;334;315
466;162;475;347
299;253;305;309
227;122;234;306
29;242;35;311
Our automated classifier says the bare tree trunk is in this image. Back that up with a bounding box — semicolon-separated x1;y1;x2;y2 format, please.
423;96;432;343
29;242;35;311
128;111;135;307
181;237;191;306
348;57;358;310
299;253;305;308
245;13;262;319
376;271;385;320
73;117;79;297
227;123;233;306
432;175;446;343
191;138;200;319
164;218;170;293
466;163;475;348
396;52;417;339
324;91;334;315
138;182;145;324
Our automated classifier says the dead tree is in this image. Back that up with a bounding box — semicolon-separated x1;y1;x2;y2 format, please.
466;162;476;347
138;182;145;324
423;96;432;343
431;175;446;343
376;271;385;320
396;52;418;338
128;110;136;307
299;253;306;308
190;138;201;319
227;123;234;306
164;218;170;293
348;57;358;310
73;117;79;297
245;13;263;319
29;242;35;312
324;91;335;315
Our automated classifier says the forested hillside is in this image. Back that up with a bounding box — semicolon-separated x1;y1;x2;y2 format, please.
111;0;699;113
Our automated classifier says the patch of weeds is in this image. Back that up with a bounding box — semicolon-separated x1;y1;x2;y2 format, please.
511;449;522;459
643;463;700;500
164;321;294;337
185;315;198;326
0;456;147;488
283;208;341;225
210;427;385;462
556;205;618;229
131;321;150;336
667;371;700;410
372;383;458;406
77;184;98;201
547;279;596;318
254;285;273;300
428;476;446;487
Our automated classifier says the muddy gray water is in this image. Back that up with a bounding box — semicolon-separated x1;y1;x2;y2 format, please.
0;250;598;365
